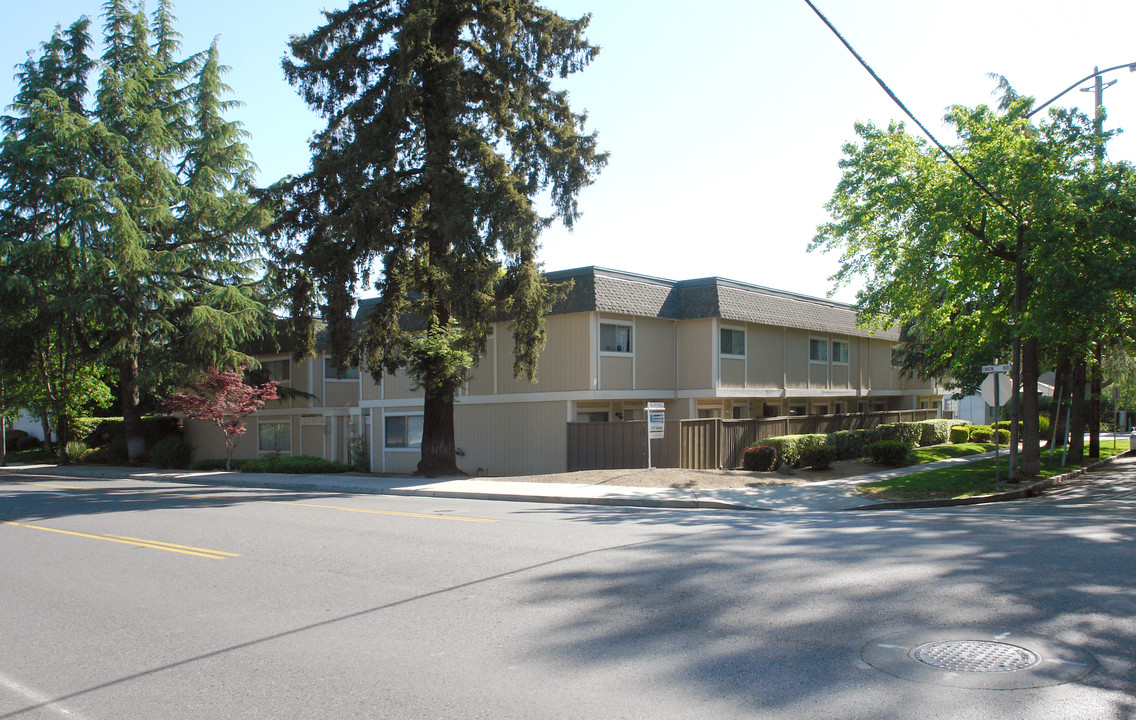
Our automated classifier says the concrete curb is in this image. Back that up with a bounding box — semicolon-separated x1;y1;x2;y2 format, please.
846;448;1134;511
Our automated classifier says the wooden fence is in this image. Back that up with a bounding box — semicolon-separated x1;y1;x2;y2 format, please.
567;410;941;471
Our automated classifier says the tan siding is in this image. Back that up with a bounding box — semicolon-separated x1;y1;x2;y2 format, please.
383;369;421;400
831;364;851;389
719;357;745;388
634;318;675;390
867;339;895;391
301;422;325;458
361;366;382;401
600;356;634;390
465;328;496;396
809;363;828;388
378;405;422;474
498;313;590;394
455;401;568;476
677;319;713;389
784;331;809;389
747;325;783;388
323;381;359;408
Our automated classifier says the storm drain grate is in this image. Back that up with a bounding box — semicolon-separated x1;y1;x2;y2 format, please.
911;640;1040;673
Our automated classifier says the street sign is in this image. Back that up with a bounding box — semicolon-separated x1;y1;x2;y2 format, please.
646;402;665;410
980;373;1012;407
981;363;1012;374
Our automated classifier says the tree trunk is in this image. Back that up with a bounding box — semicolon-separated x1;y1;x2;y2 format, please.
1020;337;1040;477
416;386;459;476
1089;343;1102;458
119;357;147;463
57;414;72;465
40;414;54;457
1068;357;1087;463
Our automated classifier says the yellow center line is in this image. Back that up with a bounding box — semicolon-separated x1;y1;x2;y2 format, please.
269;501;496;523
1;522;237;559
30;482;88;490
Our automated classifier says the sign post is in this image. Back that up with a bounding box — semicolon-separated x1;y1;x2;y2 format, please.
981;363;1012;490
646;402;665;470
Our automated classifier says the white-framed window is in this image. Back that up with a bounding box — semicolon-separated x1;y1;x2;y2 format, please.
385;414;423;449
809;337;828;363
831;340;850;365
324;357;360;380
731;405;749;419
600;322;633;354
258;421;292;453
261;358;290;382
719;327;746;357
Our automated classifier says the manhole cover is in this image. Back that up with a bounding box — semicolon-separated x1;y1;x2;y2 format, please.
910;640;1040;673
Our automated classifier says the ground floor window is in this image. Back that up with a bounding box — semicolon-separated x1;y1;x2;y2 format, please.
258;422;291;453
788;404;807;416
576;411;609;423
697;408;722;419
385;415;423;449
731;405;749;419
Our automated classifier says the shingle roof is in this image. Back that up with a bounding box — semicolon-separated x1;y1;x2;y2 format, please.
545;267;899;341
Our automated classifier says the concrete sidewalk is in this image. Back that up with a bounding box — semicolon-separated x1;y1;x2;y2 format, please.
0;449;1066;512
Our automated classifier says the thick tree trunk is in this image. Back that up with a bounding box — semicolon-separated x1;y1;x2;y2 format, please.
57;414;72;465
417;387;459;476
1068;357;1087;463
40;415;54;456
119;357;147;463
1020;337;1041;477
1089;343;1102;458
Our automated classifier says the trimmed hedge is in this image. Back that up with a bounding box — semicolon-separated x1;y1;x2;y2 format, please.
916;419;968;446
743;445;777;471
828;429;879;460
84;416;181;451
241;455;353;474
150;436;194;469
948;426;972;444
799;445;838;470
969;425;993;442
869;439;910;465
875;422;922;448
765;433;828;469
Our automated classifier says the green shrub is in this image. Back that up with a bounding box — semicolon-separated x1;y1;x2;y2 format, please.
765;433;828;468
150;436;194;469
994;428;1010;444
104;437;130;465
948;426;971;444
1037;415;1051;437
743;445;777;471
85;416;181;451
916;419;957;446
799;445;838;470
64;440;88;460
70;417;103;444
828;429;878;460
969;425;993;442
16;434;42;451
876;422;922;448
5;429;29;451
241;455;353;474
81;446;108;463
869;439;910;466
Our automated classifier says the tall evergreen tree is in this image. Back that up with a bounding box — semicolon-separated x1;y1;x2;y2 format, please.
270;1;607;475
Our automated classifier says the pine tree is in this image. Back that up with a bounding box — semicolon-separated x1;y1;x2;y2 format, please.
270;0;607;475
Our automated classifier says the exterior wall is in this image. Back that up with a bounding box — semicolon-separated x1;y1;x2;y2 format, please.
454;400;569;476
635;317;676;390
784;330;809;389
719;357;745;388
323;381;359;408
498;313;591;394
677;319;714;390
747;325;784;388
465;329;497;396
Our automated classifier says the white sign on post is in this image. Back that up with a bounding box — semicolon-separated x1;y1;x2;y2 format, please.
980;373;1012;407
646;403;665;470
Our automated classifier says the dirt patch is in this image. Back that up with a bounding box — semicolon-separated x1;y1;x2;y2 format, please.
480;460;881;489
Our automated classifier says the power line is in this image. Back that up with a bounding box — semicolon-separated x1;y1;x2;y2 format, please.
801;0;1023;224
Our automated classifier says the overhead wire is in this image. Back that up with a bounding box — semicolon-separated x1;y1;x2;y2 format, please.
801;0;1024;225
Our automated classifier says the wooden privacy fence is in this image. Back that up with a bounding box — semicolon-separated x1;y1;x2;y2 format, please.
567;410;941;471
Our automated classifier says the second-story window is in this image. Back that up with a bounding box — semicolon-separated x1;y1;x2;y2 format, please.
809;338;828;363
831;340;850;364
600;322;632;353
324;357;360;380
261;358;290;382
720;327;745;357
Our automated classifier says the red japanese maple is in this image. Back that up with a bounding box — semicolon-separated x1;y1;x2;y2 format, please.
162;368;279;471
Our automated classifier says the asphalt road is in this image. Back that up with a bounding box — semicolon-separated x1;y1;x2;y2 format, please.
1;465;1133;719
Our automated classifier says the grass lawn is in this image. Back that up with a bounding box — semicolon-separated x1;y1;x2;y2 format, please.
858;441;1130;501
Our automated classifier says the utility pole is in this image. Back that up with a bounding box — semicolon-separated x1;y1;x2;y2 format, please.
1081;67;1116;460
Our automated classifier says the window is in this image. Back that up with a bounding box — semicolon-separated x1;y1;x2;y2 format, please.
809;338;828;363
720;327;745;356
697;408;722;419
324;357;360;380
831;340;849;364
258;422;291;453
575;411;610;423
731;405;749;419
385;415;423;449
261;359;290;382
788;404;807;416
600;323;632;353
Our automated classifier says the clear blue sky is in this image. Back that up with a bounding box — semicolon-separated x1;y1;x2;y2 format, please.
4;0;1136;303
